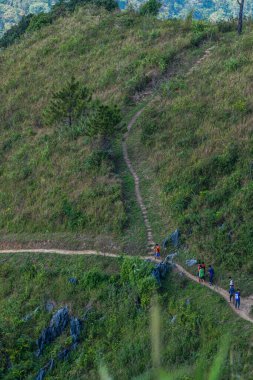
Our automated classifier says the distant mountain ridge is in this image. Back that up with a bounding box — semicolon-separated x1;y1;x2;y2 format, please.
1;0;253;36
0;0;56;36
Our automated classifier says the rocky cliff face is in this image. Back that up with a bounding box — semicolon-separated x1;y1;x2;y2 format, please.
1;0;253;36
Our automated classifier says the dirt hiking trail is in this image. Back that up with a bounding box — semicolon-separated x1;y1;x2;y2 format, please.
1;248;253;324
121;44;253;325
1;46;253;324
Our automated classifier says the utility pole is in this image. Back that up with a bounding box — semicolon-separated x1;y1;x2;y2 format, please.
237;0;245;35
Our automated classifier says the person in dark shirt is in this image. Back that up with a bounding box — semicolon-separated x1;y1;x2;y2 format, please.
229;285;235;304
235;289;241;309
208;265;214;286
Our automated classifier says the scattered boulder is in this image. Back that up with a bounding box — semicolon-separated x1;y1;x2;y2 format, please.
171;229;180;248
70;317;82;344
58;348;71;361
152;260;171;284
45;301;56;313
185;259;197;267
68;277;78;285
35;310;83;377
35;359;54;380
166;253;177;262
162;229;180;249
37;307;69;356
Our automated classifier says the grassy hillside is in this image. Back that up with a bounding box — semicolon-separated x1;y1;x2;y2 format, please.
2;6;253;380
0;253;252;380
0;6;218;252
126;23;253;289
1;0;253;38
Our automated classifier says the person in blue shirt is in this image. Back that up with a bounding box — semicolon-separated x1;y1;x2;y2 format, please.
235;289;241;309
229;285;235;304
208;265;214;286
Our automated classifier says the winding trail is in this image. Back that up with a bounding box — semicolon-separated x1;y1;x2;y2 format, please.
1;248;253;323
175;263;253;324
122;109;155;250
120;45;253;324
1;46;253;324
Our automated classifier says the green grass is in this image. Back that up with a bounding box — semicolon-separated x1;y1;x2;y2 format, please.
0;6;218;251
1;8;253;379
125;21;253;288
0;253;253;379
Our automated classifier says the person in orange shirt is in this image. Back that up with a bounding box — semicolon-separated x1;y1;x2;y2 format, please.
154;244;161;260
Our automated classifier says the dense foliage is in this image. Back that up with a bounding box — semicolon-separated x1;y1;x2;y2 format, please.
44;76;92;127
139;0;161;16
0;253;252;379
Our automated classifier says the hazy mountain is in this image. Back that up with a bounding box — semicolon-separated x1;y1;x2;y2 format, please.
0;0;56;36
0;0;253;38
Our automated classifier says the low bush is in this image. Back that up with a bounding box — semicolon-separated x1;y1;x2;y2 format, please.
120;257;158;306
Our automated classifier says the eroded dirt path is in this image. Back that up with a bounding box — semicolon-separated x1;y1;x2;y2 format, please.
122;109;155;251
175;263;253;324
0;248;252;323
120;45;253;324
1;46;253;324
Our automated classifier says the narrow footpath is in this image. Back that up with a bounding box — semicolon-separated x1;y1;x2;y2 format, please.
1;247;253;324
1;46;253;324
121;104;253;325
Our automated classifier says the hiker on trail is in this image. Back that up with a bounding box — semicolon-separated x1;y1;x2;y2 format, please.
229;276;234;288
154;244;161;260
235;289;241;309
199;266;205;283
229;285;235;304
197;262;202;283
202;262;206;277
208;265;214;286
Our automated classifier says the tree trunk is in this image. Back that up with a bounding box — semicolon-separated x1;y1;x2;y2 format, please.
237;0;244;35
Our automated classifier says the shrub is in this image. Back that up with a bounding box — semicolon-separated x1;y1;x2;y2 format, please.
217;20;236;33
224;57;241;72
82;268;108;289
44;76;91;127
141;122;158;145
139;0;161;16
26;13;52;32
120;257;158;307
60;198;87;230
85;102;122;141
170;189;192;214
84;150;111;173
94;0;118;11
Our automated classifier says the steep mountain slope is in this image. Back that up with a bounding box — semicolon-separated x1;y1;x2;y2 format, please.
1;5;253;380
0;6;212;252
1;0;253;36
126;23;253;291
